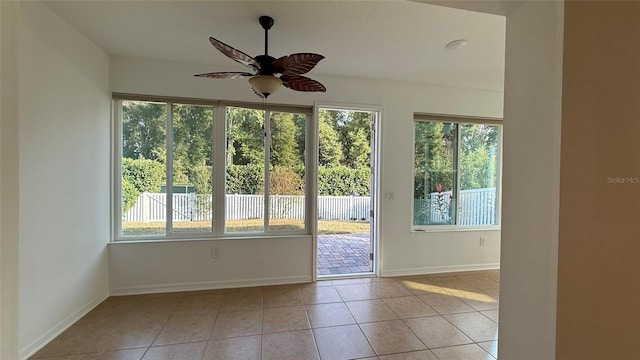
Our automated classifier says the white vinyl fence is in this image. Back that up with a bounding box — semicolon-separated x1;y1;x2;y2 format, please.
124;188;496;225
413;187;497;226
124;194;370;222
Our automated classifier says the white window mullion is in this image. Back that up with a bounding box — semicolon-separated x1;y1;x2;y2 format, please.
213;106;225;237
166;103;174;234
263;110;271;232
455;123;462;227
495;126;504;225
113;100;123;239
307;112;316;237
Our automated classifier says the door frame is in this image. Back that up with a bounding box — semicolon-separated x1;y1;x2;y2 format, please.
312;102;383;280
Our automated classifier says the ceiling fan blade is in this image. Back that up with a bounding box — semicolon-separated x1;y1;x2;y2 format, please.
273;53;325;76
281;75;326;92
209;37;260;71
194;71;254;79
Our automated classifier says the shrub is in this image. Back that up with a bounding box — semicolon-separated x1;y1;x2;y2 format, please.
225;164;370;196
121;177;139;213
122;158;165;193
270;166;304;195
226;163;263;194
318;166;370;196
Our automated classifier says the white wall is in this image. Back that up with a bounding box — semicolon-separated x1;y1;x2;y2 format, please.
1;2;20;359
17;2;111;358
499;1;564;359
110;237;314;294
109;55;503;292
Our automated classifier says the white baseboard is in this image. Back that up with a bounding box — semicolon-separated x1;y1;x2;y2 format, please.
381;263;500;277
110;275;313;296
19;291;109;360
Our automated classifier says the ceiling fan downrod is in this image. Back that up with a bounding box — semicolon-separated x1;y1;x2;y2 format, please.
259;16;274;56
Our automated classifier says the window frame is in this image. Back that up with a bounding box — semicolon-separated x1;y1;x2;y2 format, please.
411;113;503;232
111;93;313;241
221;105;312;236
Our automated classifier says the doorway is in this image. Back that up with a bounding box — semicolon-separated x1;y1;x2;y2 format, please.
315;105;380;277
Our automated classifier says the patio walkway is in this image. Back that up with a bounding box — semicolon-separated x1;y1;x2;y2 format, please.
317;233;372;276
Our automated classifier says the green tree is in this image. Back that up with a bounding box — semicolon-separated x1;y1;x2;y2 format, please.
190;164;213;194
318;112;343;167
413;122;456;200
270;112;300;168
319;109;371;169
460;124;498;189
227;107;265;166
122;100;166;161
344;127;370;168
292;113;307;162
172;104;214;191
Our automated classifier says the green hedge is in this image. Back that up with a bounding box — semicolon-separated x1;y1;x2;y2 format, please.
122;159;370;197
121;177;139;213
226;164;264;194
318;166;370;196
122;158;165;193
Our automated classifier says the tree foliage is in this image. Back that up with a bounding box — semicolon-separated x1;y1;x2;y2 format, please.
318;111;343;167
270;166;304;195
173;104;213;189
460;124;498;190
122;100;166;161
320;109;372;170
226;164;263;195
227;107;264;166
414;122;499;201
121;102;376;204
270;112;301;168
122;158;165;193
414;122;455;200
318;166;370;196
121;177;139;213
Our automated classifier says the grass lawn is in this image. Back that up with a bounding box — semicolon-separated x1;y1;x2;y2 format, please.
122;219;369;236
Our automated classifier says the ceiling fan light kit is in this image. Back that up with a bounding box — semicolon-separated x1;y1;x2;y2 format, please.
249;75;283;97
195;15;326;99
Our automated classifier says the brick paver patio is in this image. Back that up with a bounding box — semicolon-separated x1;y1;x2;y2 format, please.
317;233;372;275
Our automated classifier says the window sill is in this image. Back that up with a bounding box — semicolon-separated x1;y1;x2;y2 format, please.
110;233;313;244
411;226;501;233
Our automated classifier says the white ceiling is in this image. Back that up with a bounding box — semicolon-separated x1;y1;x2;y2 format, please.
44;0;506;91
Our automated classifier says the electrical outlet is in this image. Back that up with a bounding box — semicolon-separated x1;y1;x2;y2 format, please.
211;247;220;259
479;237;486;246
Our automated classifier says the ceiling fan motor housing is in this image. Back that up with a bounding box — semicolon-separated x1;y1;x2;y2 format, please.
254;55;277;76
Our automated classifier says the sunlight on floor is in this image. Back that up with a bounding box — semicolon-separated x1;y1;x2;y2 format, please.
401;280;496;303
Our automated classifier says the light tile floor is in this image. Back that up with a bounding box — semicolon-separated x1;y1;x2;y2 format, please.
31;270;499;360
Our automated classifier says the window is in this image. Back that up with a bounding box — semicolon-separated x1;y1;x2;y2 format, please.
114;96;310;240
225;107;307;234
118;99;214;237
413;115;501;229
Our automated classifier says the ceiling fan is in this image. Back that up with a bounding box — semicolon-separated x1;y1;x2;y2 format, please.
195;15;326;99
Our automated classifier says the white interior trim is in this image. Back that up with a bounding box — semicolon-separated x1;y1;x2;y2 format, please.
381;263;500;278
110;275;312;296
18;292;109;360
